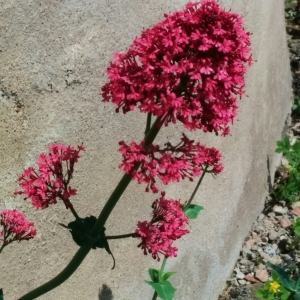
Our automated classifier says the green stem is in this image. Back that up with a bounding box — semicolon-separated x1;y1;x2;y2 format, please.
0;231;12;254
160;257;167;274
185;165;208;208
104;233;136;240
69;206;81;221
151;291;158;300
18;116;164;300
0;243;5;254
151;257;168;300
283;260;300;299
295;274;300;290
287;292;295;300
57;193;81;222
145;113;152;136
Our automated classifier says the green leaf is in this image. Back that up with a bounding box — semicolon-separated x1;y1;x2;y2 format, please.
276;138;290;154
148;269;160;283
184;204;204;219
287;181;297;191
272;272;279;282
293;142;300;152
162;272;176;282
286;152;295;164
285;2;291;9
293;292;300;300
255;289;264;298
292;218;300;238
145;281;176;300
60;216;110;251
58;216;116;268
0;289;3;300
285;137;291;150
267;262;296;292
292;104;298;111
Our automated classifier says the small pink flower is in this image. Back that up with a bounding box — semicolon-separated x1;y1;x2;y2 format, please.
0;209;36;249
119;134;223;193
135;193;189;261
102;0;252;136
15;144;84;209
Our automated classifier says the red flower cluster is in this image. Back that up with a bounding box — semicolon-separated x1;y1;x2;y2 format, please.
15;144;84;209
102;0;252;135
119;134;222;193
135;193;189;261
0;209;36;247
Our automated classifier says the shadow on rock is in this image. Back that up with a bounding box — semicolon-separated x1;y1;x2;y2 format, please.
98;284;114;300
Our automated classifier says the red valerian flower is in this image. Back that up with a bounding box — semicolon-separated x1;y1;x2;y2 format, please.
0;209;36;250
119;134;223;193
135;193;189;261
102;0;253;135
15;144;84;209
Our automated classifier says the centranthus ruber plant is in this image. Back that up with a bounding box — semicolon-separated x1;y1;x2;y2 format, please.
0;209;36;254
119;134;223;193
135;192;190;261
0;1;252;299
14;144;84;213
102;0;252;135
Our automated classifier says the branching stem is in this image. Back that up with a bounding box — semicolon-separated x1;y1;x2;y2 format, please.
0;243;5;254
104;233;136;240
145;113;152;136
18;116;165;300
151;257;168;300
69;206;81;221
186;165;208;207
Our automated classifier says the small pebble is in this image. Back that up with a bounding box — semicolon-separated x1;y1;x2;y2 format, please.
236;272;245;279
251;231;258;239
244;275;259;283
257;213;265;221
267;212;276;218
263;219;274;227
255;270;269;282
280;217;292;228
281;254;292;260
292;201;300;209
279;200;286;207
277;228;287;236
263;245;276;257
257;264;266;270
253;225;265;233
291;207;300;216
269;229;278;241
239;259;251;266
273;205;288;215
251;245;258;251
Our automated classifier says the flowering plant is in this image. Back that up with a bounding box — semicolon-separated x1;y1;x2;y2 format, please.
102;0;252;134
14;144;84;210
119;134;222;193
0;209;36;254
255;263;296;300
0;1;252;299
135;193;189;261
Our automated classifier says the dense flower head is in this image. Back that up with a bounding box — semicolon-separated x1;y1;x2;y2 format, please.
119;134;223;193
102;0;253;135
0;209;36;247
15;144;84;209
135;193;189;260
269;281;280;293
